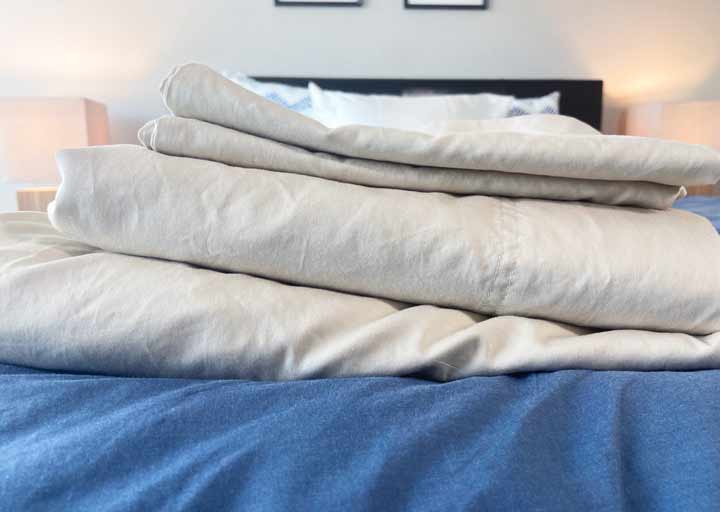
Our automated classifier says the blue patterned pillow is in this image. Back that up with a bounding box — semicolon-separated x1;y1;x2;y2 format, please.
221;71;314;117
507;92;560;117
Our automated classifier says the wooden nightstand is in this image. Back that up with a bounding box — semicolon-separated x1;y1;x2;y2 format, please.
16;187;58;212
687;185;720;197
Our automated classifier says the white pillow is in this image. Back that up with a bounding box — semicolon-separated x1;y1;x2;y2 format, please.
508;92;561;117
221;71;314;117
309;82;514;131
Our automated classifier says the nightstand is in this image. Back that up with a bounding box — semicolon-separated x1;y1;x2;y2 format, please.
0;98;109;212
16;187;58;212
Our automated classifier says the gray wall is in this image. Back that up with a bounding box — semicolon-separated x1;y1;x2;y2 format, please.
1;0;718;210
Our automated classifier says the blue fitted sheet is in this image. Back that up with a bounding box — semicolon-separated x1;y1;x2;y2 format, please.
2;364;720;511
675;195;720;231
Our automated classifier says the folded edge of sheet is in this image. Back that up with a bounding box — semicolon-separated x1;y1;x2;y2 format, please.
139;116;687;209
3;211;720;381
50;145;720;335
159;63;720;187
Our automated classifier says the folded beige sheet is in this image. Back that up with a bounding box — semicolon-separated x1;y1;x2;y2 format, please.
139;116;685;209
9;62;720;381
50;145;720;335
3;212;720;381
158;63;720;189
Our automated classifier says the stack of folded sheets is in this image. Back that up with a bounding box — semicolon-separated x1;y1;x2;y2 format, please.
1;63;720;380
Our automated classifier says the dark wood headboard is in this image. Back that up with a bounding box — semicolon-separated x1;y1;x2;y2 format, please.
253;77;604;130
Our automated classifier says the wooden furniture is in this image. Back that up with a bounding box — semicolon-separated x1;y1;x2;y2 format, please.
16;187;58;212
0;97;109;210
687;185;720;196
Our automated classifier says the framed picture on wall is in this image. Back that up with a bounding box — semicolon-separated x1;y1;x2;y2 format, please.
405;0;487;9
275;0;363;6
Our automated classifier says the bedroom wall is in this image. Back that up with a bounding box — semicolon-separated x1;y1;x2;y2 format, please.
1;0;719;211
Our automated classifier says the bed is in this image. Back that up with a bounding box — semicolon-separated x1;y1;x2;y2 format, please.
3;364;720;511
2;67;720;511
252;76;605;129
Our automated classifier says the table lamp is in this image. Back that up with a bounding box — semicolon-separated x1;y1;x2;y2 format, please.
625;101;720;195
0;98;110;211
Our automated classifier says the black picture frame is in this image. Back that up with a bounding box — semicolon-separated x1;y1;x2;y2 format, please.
404;0;487;9
275;0;363;6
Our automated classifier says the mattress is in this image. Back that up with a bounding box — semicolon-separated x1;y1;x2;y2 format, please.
2;363;720;511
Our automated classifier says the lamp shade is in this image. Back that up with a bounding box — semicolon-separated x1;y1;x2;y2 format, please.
625;101;720;149
0;98;109;184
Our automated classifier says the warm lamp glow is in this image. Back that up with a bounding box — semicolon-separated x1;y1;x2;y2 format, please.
0;97;109;184
625;101;720;196
625;101;720;149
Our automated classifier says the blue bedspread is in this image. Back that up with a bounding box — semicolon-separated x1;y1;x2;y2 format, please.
2;364;720;511
675;195;720;230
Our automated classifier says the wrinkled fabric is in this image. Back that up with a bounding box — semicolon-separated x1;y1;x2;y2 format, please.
139;116;685;209
50;146;720;334
2;364;720;511
3;212;720;381
157;63;720;189
5;62;720;382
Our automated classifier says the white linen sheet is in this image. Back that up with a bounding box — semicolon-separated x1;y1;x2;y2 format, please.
1;62;719;381
50;145;720;335
2;212;720;381
139;116;685;209
158;63;720;187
